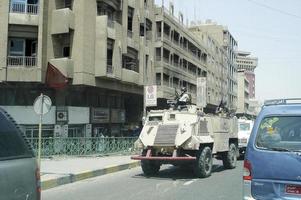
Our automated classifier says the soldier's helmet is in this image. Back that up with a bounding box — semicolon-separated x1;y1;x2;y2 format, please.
181;87;187;93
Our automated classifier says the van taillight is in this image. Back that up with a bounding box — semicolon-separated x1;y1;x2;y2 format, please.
243;160;252;181
36;167;41;200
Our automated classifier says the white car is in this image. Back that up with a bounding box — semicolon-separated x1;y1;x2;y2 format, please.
238;119;254;156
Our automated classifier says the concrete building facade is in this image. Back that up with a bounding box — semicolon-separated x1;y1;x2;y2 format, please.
153;6;208;109
0;0;156;137
189;21;238;111
236;51;258;98
237;71;250;114
189;27;228;111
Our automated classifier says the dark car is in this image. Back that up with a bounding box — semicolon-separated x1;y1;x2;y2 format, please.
243;99;301;199
0;108;40;200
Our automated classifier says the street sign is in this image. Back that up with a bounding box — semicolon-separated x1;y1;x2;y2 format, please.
145;85;157;107
197;77;207;108
33;94;52;169
34;95;52;115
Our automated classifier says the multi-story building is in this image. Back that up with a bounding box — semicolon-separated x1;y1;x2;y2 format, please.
248;99;262;116
189;27;228;111
0;0;156;137
154;6;208;108
189;20;238;111
237;70;250;114
236;51;258;98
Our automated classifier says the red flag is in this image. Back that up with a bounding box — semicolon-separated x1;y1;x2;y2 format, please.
45;62;68;89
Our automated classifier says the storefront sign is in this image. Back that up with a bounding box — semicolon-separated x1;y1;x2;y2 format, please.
145;85;157;107
91;108;110;123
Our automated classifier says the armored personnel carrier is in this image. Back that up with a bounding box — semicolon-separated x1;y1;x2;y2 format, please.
131;98;238;178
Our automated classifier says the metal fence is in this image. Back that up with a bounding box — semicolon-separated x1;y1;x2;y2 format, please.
27;137;138;157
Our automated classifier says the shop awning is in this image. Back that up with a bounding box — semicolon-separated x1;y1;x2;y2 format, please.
45;62;69;89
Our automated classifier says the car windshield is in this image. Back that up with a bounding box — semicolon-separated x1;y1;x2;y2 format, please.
239;123;251;131
256;116;301;152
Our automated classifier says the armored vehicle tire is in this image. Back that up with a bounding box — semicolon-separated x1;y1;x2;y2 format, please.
193;147;213;178
141;160;160;176
222;143;237;169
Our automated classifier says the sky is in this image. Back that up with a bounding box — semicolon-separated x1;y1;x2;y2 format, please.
155;0;301;102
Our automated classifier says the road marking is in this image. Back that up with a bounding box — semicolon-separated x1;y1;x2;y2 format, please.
183;180;195;186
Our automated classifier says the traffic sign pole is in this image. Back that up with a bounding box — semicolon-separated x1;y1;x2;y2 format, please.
37;94;44;168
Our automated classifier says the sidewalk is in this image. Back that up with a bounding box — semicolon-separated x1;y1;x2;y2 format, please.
41;155;140;190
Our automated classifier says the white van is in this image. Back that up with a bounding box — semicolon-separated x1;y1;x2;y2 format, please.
238;119;254;156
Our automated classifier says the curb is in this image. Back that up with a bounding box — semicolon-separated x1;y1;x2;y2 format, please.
41;161;141;190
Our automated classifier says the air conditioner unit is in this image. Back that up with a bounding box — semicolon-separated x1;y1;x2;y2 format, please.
56;111;68;122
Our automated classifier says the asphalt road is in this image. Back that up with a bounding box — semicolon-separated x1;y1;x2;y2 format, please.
43;160;243;200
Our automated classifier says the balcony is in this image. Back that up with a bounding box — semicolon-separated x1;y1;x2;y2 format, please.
9;2;39;25
10;2;39;15
121;68;140;85
51;8;74;35
5;56;41;82
49;58;74;78
7;56;37;67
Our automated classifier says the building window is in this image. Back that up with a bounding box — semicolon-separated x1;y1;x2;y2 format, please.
107;39;114;74
97;1;114;21
64;0;73;9
127;7;134;32
7;38;38;67
145;54;149;83
122;47;139;73
63;46;70;57
52;32;72;58
9;39;25;56
155;48;161;61
163;73;169;86
24;125;54;138
68;125;85;137
156;73;161;86
140;18;152;40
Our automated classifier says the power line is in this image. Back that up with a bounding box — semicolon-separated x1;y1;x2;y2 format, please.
247;0;301;20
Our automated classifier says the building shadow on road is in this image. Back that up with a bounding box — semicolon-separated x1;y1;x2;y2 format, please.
132;164;227;181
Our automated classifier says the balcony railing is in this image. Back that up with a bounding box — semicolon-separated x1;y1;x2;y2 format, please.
156;56;162;61
163;57;169;63
7;56;37;67
10;2;39;14
163;33;170;40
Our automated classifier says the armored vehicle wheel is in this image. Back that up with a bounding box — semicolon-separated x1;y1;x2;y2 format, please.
141;160;160;176
193;147;213;178
222;143;237;169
